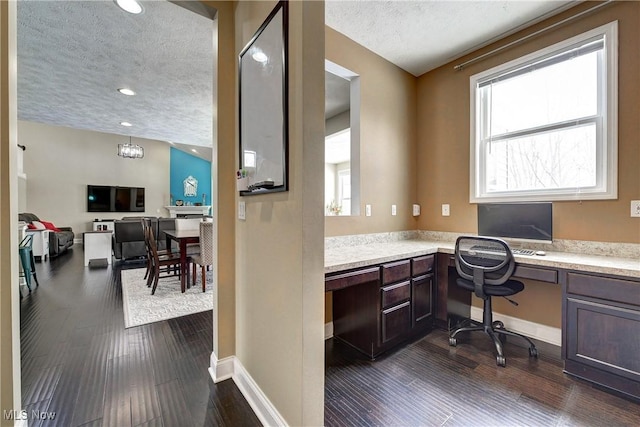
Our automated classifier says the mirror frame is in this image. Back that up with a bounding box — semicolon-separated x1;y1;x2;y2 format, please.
238;1;289;195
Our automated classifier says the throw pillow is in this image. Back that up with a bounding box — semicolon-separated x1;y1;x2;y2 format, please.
31;220;46;230
41;220;61;232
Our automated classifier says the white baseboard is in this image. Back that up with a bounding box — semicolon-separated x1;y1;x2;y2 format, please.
470;306;561;347
209;352;287;426
232;359;288;427
208;352;234;383
324;322;333;340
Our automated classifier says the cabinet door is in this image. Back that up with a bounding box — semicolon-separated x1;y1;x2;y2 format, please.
381;301;411;344
566;297;640;383
412;274;433;327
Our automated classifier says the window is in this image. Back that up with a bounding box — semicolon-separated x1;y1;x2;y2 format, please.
338;169;351;215
470;22;617;202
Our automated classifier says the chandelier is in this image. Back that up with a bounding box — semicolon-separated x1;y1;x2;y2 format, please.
117;136;144;159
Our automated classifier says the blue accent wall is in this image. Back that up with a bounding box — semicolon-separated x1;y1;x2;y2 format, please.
169;147;212;207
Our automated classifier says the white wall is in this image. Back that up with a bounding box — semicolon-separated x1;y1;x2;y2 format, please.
18;121;171;235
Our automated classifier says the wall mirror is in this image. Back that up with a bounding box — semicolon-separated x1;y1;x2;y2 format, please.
325;60;360;216
238;1;288;195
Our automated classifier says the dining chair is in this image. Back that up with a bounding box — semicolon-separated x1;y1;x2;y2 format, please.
141;219;172;282
175;218;202;255
19;234;39;292
191;221;214;292
147;230;190;295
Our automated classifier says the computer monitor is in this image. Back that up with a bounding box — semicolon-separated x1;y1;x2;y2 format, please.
477;203;553;244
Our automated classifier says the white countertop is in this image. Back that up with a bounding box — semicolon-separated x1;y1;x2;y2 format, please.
325;239;640;278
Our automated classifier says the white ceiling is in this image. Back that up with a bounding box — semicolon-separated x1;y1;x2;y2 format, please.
17;0;577;160
17;0;214;159
325;0;576;76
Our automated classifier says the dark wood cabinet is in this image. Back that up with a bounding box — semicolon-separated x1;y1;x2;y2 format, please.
381;301;411;343
329;254;435;359
563;271;640;401
412;274;433;327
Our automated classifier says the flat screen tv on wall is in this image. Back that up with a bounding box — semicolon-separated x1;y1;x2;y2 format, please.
87;185;145;213
477;202;553;244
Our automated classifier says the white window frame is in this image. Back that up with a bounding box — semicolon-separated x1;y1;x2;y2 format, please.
469;21;618;203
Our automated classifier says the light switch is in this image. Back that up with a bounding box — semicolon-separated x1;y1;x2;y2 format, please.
412;204;420;216
391;205;397;216
631;200;640;217
442;204;450;217
238;201;246;220
365;204;372;217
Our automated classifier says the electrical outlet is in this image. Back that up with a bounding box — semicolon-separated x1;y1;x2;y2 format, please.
391;205;397;216
238;201;246;220
412;204;420;216
365;204;372;217
442;204;450;217
631;200;640;217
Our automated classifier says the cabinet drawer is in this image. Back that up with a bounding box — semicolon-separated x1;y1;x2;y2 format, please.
513;265;557;283
381;260;410;285
567;272;640;307
412;255;435;276
381;301;411;343
381;281;410;309
325;267;380;292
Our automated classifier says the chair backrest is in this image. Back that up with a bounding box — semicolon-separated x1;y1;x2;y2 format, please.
114;219;145;243
20;234;33;249
175;218;201;231
455;236;515;287
146;226;162;264
198;221;215;264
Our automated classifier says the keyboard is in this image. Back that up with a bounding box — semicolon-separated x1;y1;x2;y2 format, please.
469;245;536;256
512;248;536;256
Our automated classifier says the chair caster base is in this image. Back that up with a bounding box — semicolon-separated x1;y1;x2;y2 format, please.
496;355;506;367
529;346;538;358
449;337;457;346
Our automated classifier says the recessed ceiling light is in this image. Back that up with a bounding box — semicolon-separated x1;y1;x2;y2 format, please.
120;121;133;127
115;0;143;15
117;88;136;96
191;149;198;153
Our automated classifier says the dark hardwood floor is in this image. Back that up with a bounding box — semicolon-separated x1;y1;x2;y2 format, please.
20;248;260;427
22;248;639;426
326;329;640;426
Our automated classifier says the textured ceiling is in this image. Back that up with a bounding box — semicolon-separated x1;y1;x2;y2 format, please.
325;0;576;76
17;0;214;152
17;0;576;159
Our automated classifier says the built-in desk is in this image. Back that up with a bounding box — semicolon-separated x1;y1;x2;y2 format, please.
325;239;640;402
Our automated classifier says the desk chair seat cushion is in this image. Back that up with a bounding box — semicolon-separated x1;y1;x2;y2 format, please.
456;277;524;297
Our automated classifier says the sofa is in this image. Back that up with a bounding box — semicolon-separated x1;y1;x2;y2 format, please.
113;217;176;260
19;212;75;257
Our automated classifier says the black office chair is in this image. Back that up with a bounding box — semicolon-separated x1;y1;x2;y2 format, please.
448;236;537;367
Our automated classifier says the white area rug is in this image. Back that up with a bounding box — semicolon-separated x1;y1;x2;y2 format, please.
121;267;213;328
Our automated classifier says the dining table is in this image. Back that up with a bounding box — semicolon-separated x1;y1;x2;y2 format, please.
163;229;199;293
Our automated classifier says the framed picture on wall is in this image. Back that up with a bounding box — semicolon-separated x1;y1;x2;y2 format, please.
238;1;288;195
